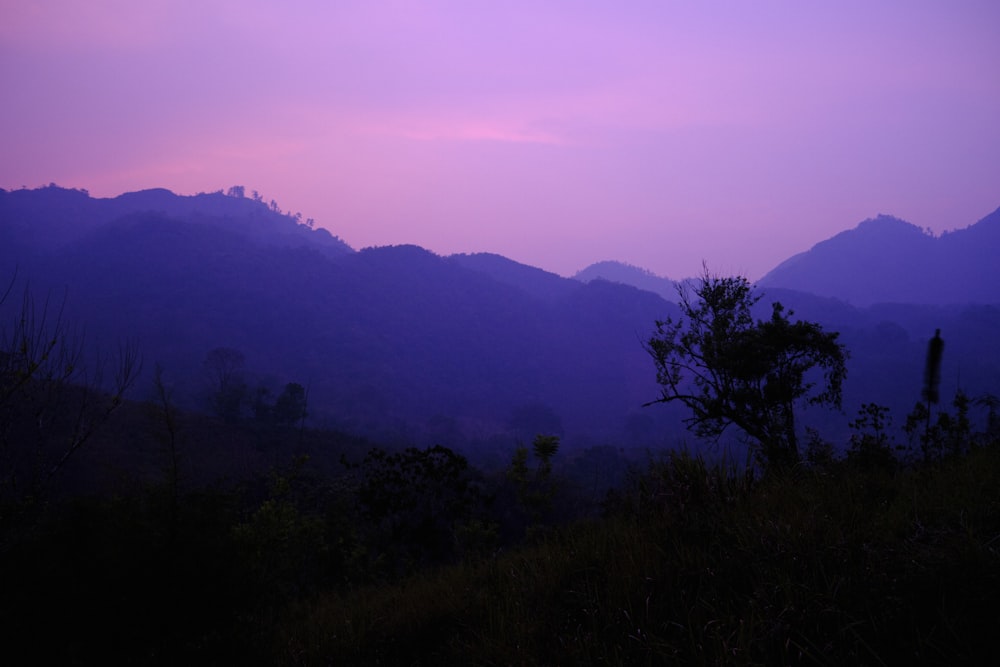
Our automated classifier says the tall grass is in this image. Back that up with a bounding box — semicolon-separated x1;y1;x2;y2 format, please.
274;446;1000;666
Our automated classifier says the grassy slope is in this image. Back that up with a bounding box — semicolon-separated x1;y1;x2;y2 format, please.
277;448;1000;666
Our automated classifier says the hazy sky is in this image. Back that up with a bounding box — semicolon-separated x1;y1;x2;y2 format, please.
2;1;998;279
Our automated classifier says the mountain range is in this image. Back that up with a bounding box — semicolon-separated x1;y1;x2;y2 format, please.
2;185;998;454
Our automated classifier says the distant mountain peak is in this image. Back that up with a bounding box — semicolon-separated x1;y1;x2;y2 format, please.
0;184;354;258
577;259;659;277
449;252;578;301
574;260;677;301
853;214;931;237
759;208;1000;305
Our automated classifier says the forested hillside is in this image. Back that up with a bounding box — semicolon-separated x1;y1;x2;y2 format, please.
3;186;999;454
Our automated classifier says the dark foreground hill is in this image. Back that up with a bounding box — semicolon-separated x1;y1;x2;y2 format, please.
5;431;1000;665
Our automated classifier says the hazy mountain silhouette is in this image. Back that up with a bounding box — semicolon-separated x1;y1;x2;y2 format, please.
758;209;1000;305
3;185;998;454
449;252;579;302
0;184;353;258
1;186;684;451
574;261;678;301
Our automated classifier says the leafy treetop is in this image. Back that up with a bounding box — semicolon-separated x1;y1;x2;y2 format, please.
646;270;848;468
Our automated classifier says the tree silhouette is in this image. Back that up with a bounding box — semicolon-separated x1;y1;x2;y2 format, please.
1;275;140;512
351;445;483;574
272;382;307;427
507;434;561;528
202;347;247;423
645;270;847;468
847;403;896;469
921;328;944;443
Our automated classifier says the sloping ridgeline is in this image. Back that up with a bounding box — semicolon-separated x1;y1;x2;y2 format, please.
0;186;679;453
758;208;1000;306
3;186;999;455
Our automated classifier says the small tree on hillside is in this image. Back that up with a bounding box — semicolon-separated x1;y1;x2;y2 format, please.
507;434;561;531
847;403;897;469
273;382;308;428
202;347;247;423
645;270;848;468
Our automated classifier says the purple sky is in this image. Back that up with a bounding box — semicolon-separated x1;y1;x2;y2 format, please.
2;1;998;280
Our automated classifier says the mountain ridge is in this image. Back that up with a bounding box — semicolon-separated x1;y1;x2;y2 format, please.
0;184;354;258
758;209;1000;306
573;260;678;301
3;185;998;452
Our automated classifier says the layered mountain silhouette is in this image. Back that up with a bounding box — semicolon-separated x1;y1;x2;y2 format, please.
2;185;998;452
0;184;351;267
759;210;1000;306
1;186;681;451
573;261;678;301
